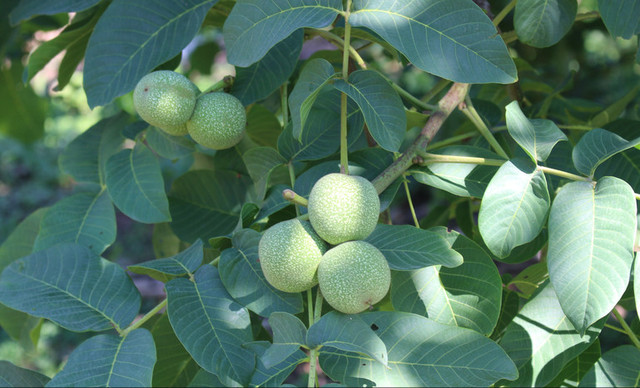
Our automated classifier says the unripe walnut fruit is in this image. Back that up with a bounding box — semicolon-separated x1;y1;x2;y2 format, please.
258;219;327;293
308;173;380;245
318;241;390;314
133;71;199;136
187;92;246;150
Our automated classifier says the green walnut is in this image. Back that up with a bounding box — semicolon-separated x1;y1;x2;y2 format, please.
187;92;246;150
308;173;380;245
318;241;390;314
258;219;327;293
133;71;199;136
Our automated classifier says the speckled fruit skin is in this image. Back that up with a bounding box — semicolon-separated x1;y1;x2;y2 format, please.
133;71;199;136
308;173;380;245
318;241;390;314
187;92;246;150
258;219;327;293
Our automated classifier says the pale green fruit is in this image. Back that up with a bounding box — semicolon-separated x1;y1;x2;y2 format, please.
318;241;390;314
308;173;380;245
133;71;199;135
187;92;246;150
258;219;327;293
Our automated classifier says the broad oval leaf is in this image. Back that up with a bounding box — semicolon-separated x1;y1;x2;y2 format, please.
269;312;307;346
106;144;171;224
363;224;463;270
242;147;287;200
145;127;196;160
514;0;577;48
319;311;518;387
128;239;204;282
548;177;637;334
223;0;343;67
166;265;254;386
333;70;407;152
47;329;156;387
246;104;283;148
232;29;303;105
498;281;605;387
9;0;102;24
547;339;601;387
246;341;307;388
505;101;567;162
598;0;640;39
0;361;50;387
168;170;252;242
0;243;140;332
478;159;550;258
350;0;517;84
219;229;303;317
33;190;116;255
307;311;388;366
84;0;217;107
579;345;640;387
572;128;640;177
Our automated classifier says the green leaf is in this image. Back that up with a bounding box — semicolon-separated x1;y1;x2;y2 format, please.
255;184;293;221
548;338;601;387
245;104;283;148
105;144;171;223
490;288;520;342
391;228;502;335
320;311;518;387
350;0;517;84
409;145;503;197
168;170;252;242
59;113;126;186
508;262;549;298
33;190;116;255
145;127;196;160
246;341;307;388
242;147;287;200
84;0;217;107
223;0;343;67
270;312;307;346
149;314;200;387
232;29;303;105
47;329;156;387
307;311;388;366
128;240;204;282
598;0;640;39
572;128;640;177
548;177;637;333
0;361;50;387
505;101;567;162
514;0;577;48
219;229;303;317
9;0;102;24
498;282;605;387
333;70;407;152
289;58;338;140
579;345;640;387
478;159;550;258
166;265;254;386
364;224;463;270
589;85;640;128
187;370;225;387
636;255;640;315
0;243;140;332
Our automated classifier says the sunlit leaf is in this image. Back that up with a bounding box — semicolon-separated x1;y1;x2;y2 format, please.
548;339;600;387
579;345;640;387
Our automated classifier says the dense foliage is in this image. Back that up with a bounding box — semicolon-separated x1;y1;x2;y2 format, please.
1;0;640;387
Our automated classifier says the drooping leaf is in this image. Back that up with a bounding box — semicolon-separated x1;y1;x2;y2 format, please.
363;224;463;270
514;0;577;48
333;70;407;152
106;144;171;224
498;281;605;387
505;101;567;162
149;314;200;387
0;243;140;332
128;240;204;282
145;127;196;160
242;147;287;200
47;329;156;387
59;113;126;186
218;229;303;317
224;0;343;67
478;158;550;258
579;345;640;387
168;170;252;242
33;190;116;255
0;361;50;387
350;0;517;84
166;265;254;386
572;128;640;177
232;29;303;105
246;341;307;388
597;0;640;39
548;177;636;333
307;311;388;366
84;0;217;107
9;0;102;24
320;311;518;387
548;339;601;387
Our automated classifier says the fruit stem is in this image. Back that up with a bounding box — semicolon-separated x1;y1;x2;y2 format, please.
287;162;301;216
339;0;353;175
307;289;318;388
281;82;289;127
120;298;168;337
283;188;308;207
402;174;420;228
198;75;234;97
611;308;640;350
